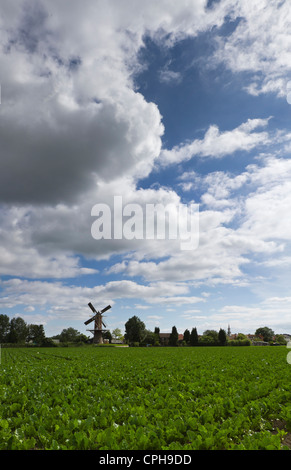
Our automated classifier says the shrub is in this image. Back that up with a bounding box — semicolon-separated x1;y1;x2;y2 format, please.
228;339;251;346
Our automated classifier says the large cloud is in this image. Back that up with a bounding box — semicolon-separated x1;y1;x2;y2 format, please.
0;0;230;204
1;0;289;206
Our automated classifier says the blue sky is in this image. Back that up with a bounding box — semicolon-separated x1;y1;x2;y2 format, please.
1;0;291;338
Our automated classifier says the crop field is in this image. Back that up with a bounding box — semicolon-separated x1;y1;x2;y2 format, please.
1;345;291;450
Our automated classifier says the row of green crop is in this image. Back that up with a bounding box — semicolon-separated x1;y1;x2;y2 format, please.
0;346;291;450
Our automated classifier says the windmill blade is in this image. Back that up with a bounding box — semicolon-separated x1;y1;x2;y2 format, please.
101;305;111;314
88;302;97;313
102;321;107;328
84;315;96;325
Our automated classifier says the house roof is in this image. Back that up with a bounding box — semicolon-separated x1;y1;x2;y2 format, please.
159;333;184;340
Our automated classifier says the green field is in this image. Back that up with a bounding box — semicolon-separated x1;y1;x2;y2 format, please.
1;346;291;450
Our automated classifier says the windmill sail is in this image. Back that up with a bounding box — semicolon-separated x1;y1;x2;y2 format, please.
101;305;111;314
88;302;97;313
84;316;95;325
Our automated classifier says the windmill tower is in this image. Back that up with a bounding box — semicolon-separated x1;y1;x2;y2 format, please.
84;302;111;344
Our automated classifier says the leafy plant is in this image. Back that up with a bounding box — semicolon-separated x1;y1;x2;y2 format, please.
0;346;291;449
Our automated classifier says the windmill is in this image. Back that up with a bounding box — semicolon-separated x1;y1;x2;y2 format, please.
84;302;111;344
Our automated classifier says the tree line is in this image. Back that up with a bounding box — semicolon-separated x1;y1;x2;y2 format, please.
0;314;88;347
0;314;50;346
124;316;229;346
0;313;287;347
124;316;287;347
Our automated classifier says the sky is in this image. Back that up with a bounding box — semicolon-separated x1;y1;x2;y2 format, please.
1;0;291;338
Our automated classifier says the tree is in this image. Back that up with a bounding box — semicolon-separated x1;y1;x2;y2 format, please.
275;334;287;345
59;327;82;343
190;327;198;346
103;330;112;343
142;330;155;346
27;324;46;345
153;327;160;345
255;327;275;343
169;326;178;346
0;314;10;342
76;333;89;343
112;328;123;341
203;330;219;342
218;328;227;346
154;327;160;336
199;334;215;344
237;333;248;341
124;316;146;343
183;329;190;344
8;317;28;343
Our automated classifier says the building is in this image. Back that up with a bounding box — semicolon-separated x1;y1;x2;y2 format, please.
159;333;183;345
283;334;291;342
228;334;238;340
